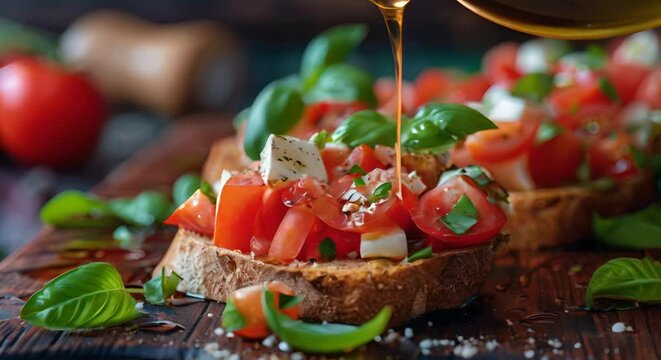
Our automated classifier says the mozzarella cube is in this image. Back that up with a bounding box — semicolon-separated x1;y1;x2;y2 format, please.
613;31;659;68
488;95;527;122
360;226;407;259
260;134;328;183
516;39;569;74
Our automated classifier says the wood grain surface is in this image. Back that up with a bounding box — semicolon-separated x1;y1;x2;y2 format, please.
0;115;658;360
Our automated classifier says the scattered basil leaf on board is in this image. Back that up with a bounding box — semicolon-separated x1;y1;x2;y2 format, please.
110;191;172;227
318;237;336;261
370;182;392;202
599;78;620;102
511;73;554;102
593;204;661;250
221;298;247;332
300;24;368;88
332;110;396;148
536;122;564;144
20;262;140;330
440;195;478;235
305;64;376;108
172;174;201;206
586;257;661;311
243;80;305;160
439;166;491;187
262;289;391;353
143;268;182;305
405;247;432;263
40;190;118;228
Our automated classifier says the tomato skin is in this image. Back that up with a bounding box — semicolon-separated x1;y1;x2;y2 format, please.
548;80;614;129
302;101;367;128
635;67;661;108
214;175;266;253
411;176;506;247
588;134;638;181
300;225;360;261
321;146;350;182
465;119;540;163
414;69;452;107
0;56;106;167
232;281;299;339
268;206;318;260
528;131;584;188
604;61;650;104
164;190;215;237
374;77;418;115
344;144;386;173
446;74;491;103
255;183;292;241
482;42;520;83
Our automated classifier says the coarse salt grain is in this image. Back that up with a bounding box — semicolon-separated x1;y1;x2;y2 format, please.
611;322;626;333
262;335;277;347
404;328;414;338
453;343;478;359
207;313;214;318
524;349;535;359
214;328;225;336
290;352;305;360
574;342;582;349
278;341;291;352
485;339;499;351
226;332;235;338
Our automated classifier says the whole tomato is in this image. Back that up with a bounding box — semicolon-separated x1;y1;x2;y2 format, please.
0;56;106;167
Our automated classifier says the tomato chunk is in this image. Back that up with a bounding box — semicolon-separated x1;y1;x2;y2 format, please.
465;119;540;163
164;190;215;237
344;144;386;173
588;134;639;181
268;207;318;260
528;130;584;188
231;281;299;339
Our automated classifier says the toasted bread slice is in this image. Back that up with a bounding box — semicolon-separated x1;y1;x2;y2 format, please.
157;230;506;326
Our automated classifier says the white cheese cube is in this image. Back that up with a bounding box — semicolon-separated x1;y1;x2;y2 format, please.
213;170;233;195
613;31;659;68
360;226;407;259
260;134;328;183
516;39;569;74
488;95;527;122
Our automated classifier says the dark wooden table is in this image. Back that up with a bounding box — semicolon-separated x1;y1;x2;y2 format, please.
0;116;658;360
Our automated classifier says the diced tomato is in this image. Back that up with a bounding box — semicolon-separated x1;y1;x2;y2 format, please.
588;133;639;181
268;207;318;260
231;281;299;339
374;77;418;115
482;42;520;83
465;118;540;163
555;103;619;132
255;183;292;242
635;67;661;108
528;130;584;187
214;174;266;253
300;225;361;261
281;176;326;207
321;146;350;181
344;144;386;173
414;69;452;107
302;101;367;128
164;190;215;237
604;61;650;104
548;80;615;126
446;74;491;103
327;174;355;199
411;176;506;248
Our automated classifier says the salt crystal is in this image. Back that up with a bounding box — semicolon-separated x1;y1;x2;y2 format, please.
226;332;235;338
611;322;626;333
207;313;214;318
214;328;225;336
262;335;277;347
524;349;535;359
453;343;479;359
290;352;305;360
404;328;414;338
374;335;382;343
419;339;432;349
485;339;499;351
574;342;582;349
278;341;291;352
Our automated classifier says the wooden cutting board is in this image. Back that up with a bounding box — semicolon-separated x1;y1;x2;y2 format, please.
0;114;658;359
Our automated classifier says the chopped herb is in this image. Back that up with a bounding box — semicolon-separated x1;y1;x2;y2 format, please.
439;166;491;187
319;237;336;261
353;177;366;186
143;268;182;305
439;195;478;235
405;247;432;263
536;122;564;144
369;182;392;202
629;146;647;169
200;181;217;203
599;78;620;102
511;73;554;102
279;294;304;310
584;45;607;69
221;297;247;332
310;130;330;149
347;164;367;175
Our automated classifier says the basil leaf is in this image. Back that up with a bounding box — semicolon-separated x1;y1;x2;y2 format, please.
305;64;376;108
401;118;456;153
300;24;368;87
279;294;304;310
110;191;172;227
199;181;217;203
511;73;554;102
222;298;247;332
348;164;367;175
319;237;336;261
405;246;432;263
586;257;661;311
599;78;620;102
629;146;647;169
536;122;564;145
440;195;478;235
40;190;118;228
143;268;182;305
354;177;366;187
310;130;330;149
262;289;391;353
370;182;392;202
593;204;661;250
560;45;606;70
332;110;396;148
0;19;60;61
243;80;305;160
20;262;140;330
172;174;201;206
439;166;491;187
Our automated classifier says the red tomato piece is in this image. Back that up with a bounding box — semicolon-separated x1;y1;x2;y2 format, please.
231;281;299;339
604;61;650;104
299;225;360;261
214;175;266;253
555;103;619;132
588;134;639;181
528;131;584;187
374;77;418;115
414;68;452;107
321;146;350;182
302;101;367;128
255;182;292;242
268;207;318;260
344;144;386;173
635;67;661;109
411;176;506;248
164;190;215;237
446;74;491;103
465;119;540;163
482;42;520;83
548;79;614;126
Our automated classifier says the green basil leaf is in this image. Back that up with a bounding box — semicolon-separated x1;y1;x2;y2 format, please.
440;195;478;235
305;64;376;108
40;190;118;228
405;246;432;263
110;191;172;227
319;237;336;261
143;267;182;305
300;24;368;87
172;174;201;206
310;130;331;149
199;181;217;203
629;146;647;169
511;73;554;102
599;78;620;103
536;122;564;145
560;45;606;70
20;262;140;330
348;164;367;175
354;177;366;187
261;289;391;353
586;257;661;311
243;80;305;160
332;110;396;148
222;298;247;332
439;166;491;187
0;19;60;61
279;294;304;310
370;182;392;202
401;118;456;154
593;204;661;250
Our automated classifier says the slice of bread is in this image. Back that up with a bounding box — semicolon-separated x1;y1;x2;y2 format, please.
157;230;507;327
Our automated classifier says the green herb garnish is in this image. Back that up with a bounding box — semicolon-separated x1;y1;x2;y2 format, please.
405;246;433;263
109;191;172;227
369;182;392;202
279;294;304;310
310;130;330;149
143;267;182;305
348;164;367;175
318;237;336;261
221;297;247;332
304;64;376;108
200;181;217;203
440;195;478;235
439;166;491;187
354;177;366;187
599;78;620;103
536;122;564;144
511;73;554;102
331;110;396;148
40;190;118;228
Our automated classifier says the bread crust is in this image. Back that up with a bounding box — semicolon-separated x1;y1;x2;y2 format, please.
157;230;506;326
